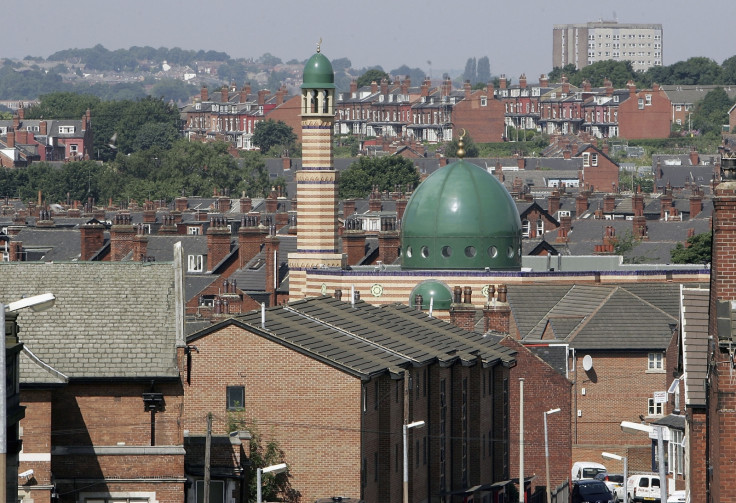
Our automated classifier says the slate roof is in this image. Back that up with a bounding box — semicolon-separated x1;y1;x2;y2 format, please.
11;227;81;261
508;283;681;350
189;296;516;379
679;286;709;407
0;262;180;382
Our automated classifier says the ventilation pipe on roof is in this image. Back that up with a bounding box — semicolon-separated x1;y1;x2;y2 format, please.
261;302;266;329
351;285;355;308
429;297;434;318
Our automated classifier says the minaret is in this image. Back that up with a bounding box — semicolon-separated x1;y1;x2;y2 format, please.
288;42;346;298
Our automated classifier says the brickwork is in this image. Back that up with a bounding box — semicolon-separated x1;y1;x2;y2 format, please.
184;325;362;503
206;220;232;272
110;224;135;261
342;230;367;265
618;85;672;139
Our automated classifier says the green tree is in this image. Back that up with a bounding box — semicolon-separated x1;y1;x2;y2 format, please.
338;156;419;199
691;87;734;136
24;92;100;119
150;79;198;104
131;122;181;151
356;68;389;89
548;64;578;84
671;231;712;264
244;425;300;503
252;120;297;155
445;134;479;158
463;57;477;85
574;60;636;87
477;56;491;84
389;65;425;86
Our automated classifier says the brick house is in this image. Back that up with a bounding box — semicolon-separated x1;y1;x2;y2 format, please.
617;83;672;139
452;82;505;143
0;262;186;503
183;295;517;503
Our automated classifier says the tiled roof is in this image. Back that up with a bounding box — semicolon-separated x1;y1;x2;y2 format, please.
0;262;180;382
189;296;516;379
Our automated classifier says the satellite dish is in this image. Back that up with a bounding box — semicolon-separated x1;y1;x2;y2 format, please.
582;355;594;371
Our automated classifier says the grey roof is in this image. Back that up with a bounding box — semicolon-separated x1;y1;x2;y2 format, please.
528;343;569;376
508;283;680;350
661;84;736;105
679;286;709;407
0;262;180;382
189;296;516;379
229;234;297;292
12;227;81;261
652;413;686;431
146;235;209;262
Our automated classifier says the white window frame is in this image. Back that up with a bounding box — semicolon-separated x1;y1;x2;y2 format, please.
480;96;487;107
583;152;591;167
187;226;201;235
648;352;664;371
648;398;663;416
591;153;598;167
188;254;204;272
58;125;75;134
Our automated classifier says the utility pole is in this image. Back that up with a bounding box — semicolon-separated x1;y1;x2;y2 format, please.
204;412;212;503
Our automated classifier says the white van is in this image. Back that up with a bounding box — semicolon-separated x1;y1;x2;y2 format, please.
571;461;607;481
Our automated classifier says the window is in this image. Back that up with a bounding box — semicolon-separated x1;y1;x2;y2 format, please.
638;99;644;110
188;254;204;272
480;96;487;107
648;352;664;371
70;144;78;153
226;386;244;410
187;226;201;235
522;219;530;237
676;105;682;111
58;125;75;134
648;398;663;416
669;429;685;475
645;94;652;106
591;153;598;167
583;152;591;167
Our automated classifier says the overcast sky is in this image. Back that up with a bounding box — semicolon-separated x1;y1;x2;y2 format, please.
6;0;735;81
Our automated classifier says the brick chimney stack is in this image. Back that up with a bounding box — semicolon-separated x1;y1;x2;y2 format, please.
343;199;356;219
7;128;15;148
395;197;408;221
371;81;378;94
556;215;571;243
238;215;267;268
380;78;388;95
483;284;512;334
499;74;507;90
80;220;106;260
582;80;591;93
519;74;527;89
576;192;589;217
265;187;278;214
350;79;358;96
206;215;231;272
342;217;366;266
401;77;410;95
690;148;700;166
240;196;252;214
690;193;703;218
378;216;400;265
368;188;382;213
450;286;477;331
561;75;570;95
221;86;229;103
548;191;561;216
603;194;616;213
632;192;644;216
110;213;135;261
175;196;188;212
464;80;472;99
133;225;149;261
257;89;268;105
633;215;647;239
539;74;549;87
201;86;208;101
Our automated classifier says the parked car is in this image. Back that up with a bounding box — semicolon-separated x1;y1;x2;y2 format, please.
666;490;686;502
571;479;615;503
572;461;608;481
626;474;660;503
594;472;625;502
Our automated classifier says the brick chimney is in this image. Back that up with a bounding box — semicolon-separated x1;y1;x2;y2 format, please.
464;80;472;99
350;79;358;96
175;196;188;212
368;189;382;213
690;194;703;218
342;218;366;266
380;78;388;95
201;86;208;102
206;215;231;272
142;202;156;224
582;80;591;93
110;213;135;261
420;78;429;97
217;196;231;214
483;285;512;334
539;74;549;88
133;226;148;261
633;215;647;239
562;148;571;160
12;114;19;130
548;191;561;216
450;286;476;331
238;215;266;268
257;89;268;105
401;77;410;95
561;75;570;95
158;214;178;235
627;80;636;97
499;75;507;90
7;128;15;148
264;231;280;305
39;120;47;135
603;194;616;213
495;162;504;183
240;196;252;214
265;188;278;214
690;148;699;166
378;216;400;265
556;216;571;243
632;192;644;216
519;74;527;89
395;197;408;221
221;86;229;103
343;199;356;219
371;81;378;94
660;192;673;219
576;192;589;217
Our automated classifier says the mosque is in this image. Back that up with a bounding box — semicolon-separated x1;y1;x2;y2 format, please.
287;47;706;315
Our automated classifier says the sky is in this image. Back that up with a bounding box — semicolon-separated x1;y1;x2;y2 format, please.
6;0;736;81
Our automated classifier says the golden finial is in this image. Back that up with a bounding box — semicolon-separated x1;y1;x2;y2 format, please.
456;129;466;159
317;38;322;53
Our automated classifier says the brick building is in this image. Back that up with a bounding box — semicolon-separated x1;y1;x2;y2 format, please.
617;83;672;139
184;296;517;503
0;262;186;503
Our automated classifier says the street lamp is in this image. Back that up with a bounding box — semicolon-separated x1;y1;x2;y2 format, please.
256;462;287;503
403;420;425;503
1;293;56;503
620;421;667;503
544;408;561;503
602;451;627;503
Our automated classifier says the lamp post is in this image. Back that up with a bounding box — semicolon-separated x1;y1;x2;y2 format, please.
602;452;627;503
620;421;667;503
403;420;425;503
544;408;561;503
256;463;287;503
1;293;56;503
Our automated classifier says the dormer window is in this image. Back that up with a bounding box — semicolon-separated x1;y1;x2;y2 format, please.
58;125;75;134
480;96;487;107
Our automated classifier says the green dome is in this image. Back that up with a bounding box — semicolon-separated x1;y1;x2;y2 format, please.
301;52;335;89
409;281;453;310
401;159;522;270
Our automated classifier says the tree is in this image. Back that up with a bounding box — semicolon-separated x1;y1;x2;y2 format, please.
477;56;491;85
150;79;198;104
252;120;297;155
338;156;419;199
691;87;734;136
548;64;578;84
463;57;477;85
356;68;389;88
445;134;479;158
244;425;300;503
671;231;712;264
390;65;425;86
24;92;100;119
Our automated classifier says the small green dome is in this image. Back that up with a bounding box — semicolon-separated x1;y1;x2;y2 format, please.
401;159;522;270
409;281;453;310
301;52;335;89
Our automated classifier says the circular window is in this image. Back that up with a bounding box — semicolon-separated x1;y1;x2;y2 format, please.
406;246;413;258
507;246;515;258
488;246;498;258
465;246;477;258
421;246;430;258
441;246;453;258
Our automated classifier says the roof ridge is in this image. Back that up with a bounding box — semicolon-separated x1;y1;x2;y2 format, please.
621;285;679;322
565;285;618;343
523;285;577;338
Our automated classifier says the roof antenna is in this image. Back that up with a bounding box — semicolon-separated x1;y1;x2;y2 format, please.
428;296;434;318
261;302;266;329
